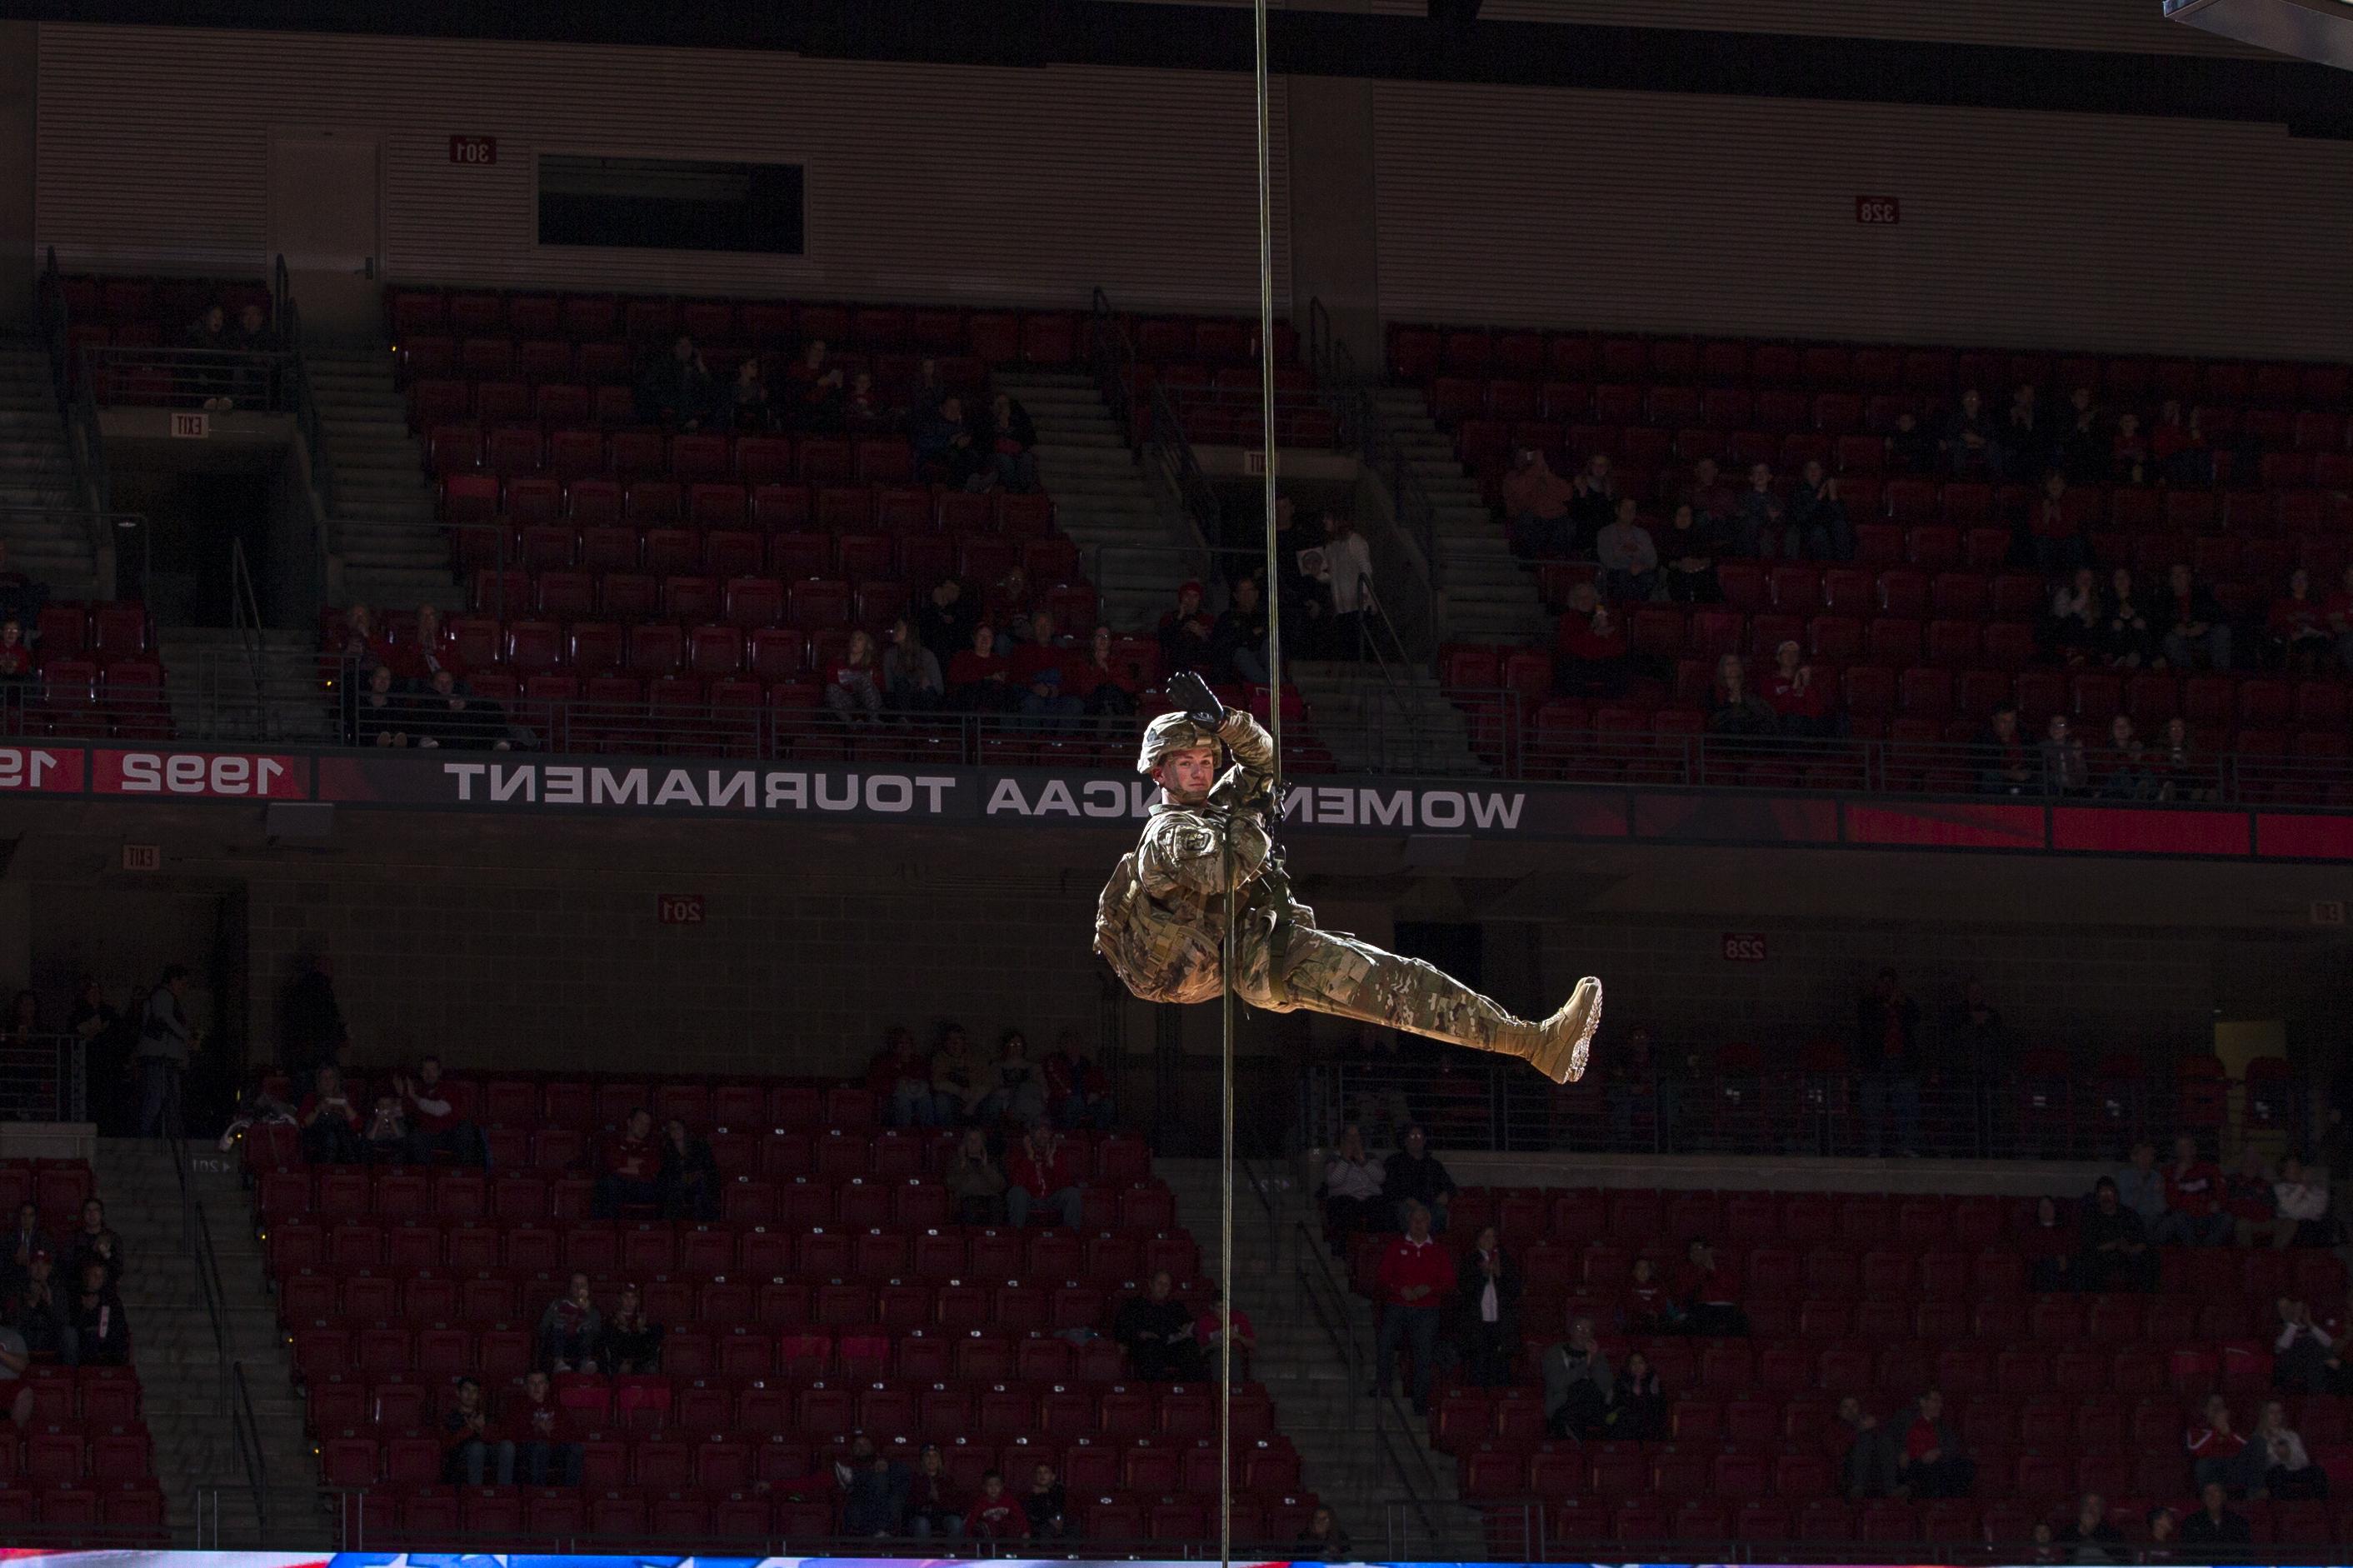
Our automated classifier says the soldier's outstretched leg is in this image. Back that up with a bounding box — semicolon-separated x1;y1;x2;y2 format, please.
1239;921;1601;1085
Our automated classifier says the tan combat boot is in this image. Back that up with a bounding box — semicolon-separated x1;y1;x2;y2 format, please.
1519;976;1603;1086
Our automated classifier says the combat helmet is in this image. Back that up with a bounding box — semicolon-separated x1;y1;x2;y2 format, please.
1136;711;1222;775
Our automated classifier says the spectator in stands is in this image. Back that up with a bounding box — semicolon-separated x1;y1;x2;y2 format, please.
2057;1492;2123;1555
64;1261;127;1366
2039;714;2089;795
1837;1396;1899;1499
720;356;772;434
2153;715;2205;802
2145;1504;2181;1554
416;669;512;751
836;1434;909;1536
2155;1132;2230;1246
1042;1030;1114;1130
394;1056;487;1167
2117;1141;2166;1226
2273;1296;2335;1392
13;1251;63;1361
1943;387;1996;477
2188;1394;2262;1494
882;617;945;717
1659;502;1724;603
823;628;887;727
0;1318;32;1427
2097;716;2154;801
2061;387;2109;485
785;340;846;432
1196;1285;1256;1381
2271;568;2335;672
354;666;414;747
872;1026;938;1129
1674;1236;1747;1336
2181;1481;2250;1546
2024;1195;2076;1291
1006;1123;1082;1229
1296;1505;1353;1561
1732;462;1785;559
1762;640;1833;739
595;1282;663;1373
1681;457;1735;534
1707;654;1780;739
1622;1256;1674;1333
1594;1348;1664;1441
360;1092;410;1163
2080;1175;2157;1292
502;1368;582;1486
638;335;717;431
1568;453;1618;551
962;1470;1022;1542
657;1118;719;1221
1076;626;1141;720
2274;1155;2331;1247
982;392;1040;493
2226;1147;2279;1247
0;622;29;719
537;1272;602;1372
297;1065;363;1164
1541;1313;1612;1439
945;1126;1007;1225
1892;1389;1972;1498
1016;657;1082;736
2100;568;2160;669
1313;512;1377;659
2025;471;2089;576
183;302;233;412
1786;460;1855;561
136;962;197;1138
1594;498;1659;602
1853;967;1922;1158
1975;705;2036;795
948;622;1022;714
1996;384;2050;479
915;394;986;490
437;1376;512;1486
62;1200;119;1290
1883;410;1935;475
1022;1461;1068;1541
1451;1224;1518;1387
2162;563;2232;671
844;370;887;434
1373;1202;1454;1416
917;578;977;670
906;1444;965;1541
2150;399;2209;485
932;1024;992;1124
1503;447;1576;558
1321;1126;1386;1249
594;1107;662;1216
1155;582;1216;679
2256;1398;2327;1498
2110;410;2151;487
1382;1124;1455;1234
1553;582;1631;697
1115;1271;1202;1381
1214;576;1274;687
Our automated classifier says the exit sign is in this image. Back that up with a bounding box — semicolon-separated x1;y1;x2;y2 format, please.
121;843;160;872
168;412;208;440
448;135;498;166
657;893;705;925
1855;196;1901;225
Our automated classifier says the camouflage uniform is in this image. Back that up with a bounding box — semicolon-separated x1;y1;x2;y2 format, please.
1095;710;1599;1080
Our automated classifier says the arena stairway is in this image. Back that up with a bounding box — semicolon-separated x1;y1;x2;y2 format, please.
1285;658;1484;775
0;338;103;599
993;367;1203;632
93;1138;332;1546
303;350;457;614
1371;384;1543;649
155;626;331;743
1158;1156;1483;1560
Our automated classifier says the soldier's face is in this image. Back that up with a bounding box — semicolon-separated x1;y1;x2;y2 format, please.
1155;746;1218;802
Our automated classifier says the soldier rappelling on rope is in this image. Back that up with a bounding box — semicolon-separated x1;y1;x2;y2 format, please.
1094;672;1602;1082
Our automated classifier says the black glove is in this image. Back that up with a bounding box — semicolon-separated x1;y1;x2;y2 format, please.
1167;671;1226;727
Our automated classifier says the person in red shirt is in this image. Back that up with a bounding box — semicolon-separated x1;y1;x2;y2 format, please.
868;1026;939;1129
296;1064;365;1165
2028;470;2088;575
1672;1237;1748;1336
595;1107;661;1216
1195;1286;1257;1381
1371;1201;1457;1416
962;1470;1024;1541
1553;582;1630;698
2155;1131;2231;1246
1893;1389;1974;1498
393;1054;487;1166
947;622;1018;713
1005;1124;1082;1230
1622;1256;1674;1334
1762;640;1834;739
1041;1029;1114;1131
2188;1393;2266;1495
500;1367;583;1486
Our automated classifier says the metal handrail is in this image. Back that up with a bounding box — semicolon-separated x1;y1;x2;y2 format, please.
229;1360;270;1533
166;1118;233;1417
1087;288;1217;589
229;538;274;741
1306;299;1441;664
76;346;297;412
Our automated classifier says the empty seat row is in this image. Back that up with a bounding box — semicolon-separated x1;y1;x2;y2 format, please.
427;427;937;487
440;473;1056;537
1391;325;2353;409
